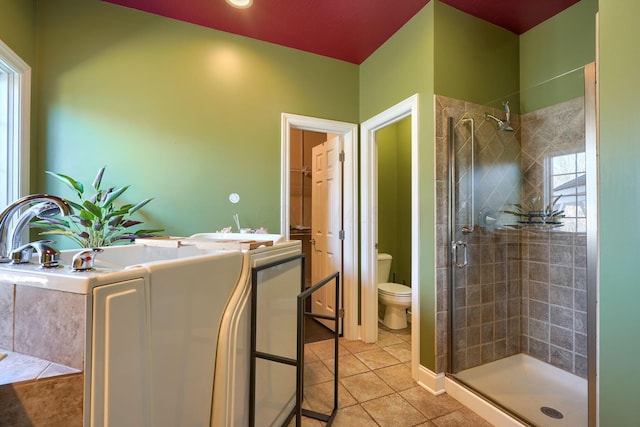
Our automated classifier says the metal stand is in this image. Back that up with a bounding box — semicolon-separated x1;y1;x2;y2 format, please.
248;252;339;427
295;271;340;426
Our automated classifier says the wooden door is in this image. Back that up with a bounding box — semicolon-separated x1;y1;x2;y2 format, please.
311;135;343;331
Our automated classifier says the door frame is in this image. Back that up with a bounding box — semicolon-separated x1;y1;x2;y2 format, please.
281;113;359;340
360;94;419;375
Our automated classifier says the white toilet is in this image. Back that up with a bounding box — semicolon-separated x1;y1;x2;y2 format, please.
377;253;412;329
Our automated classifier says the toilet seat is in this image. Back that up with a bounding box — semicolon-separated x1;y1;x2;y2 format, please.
378;282;411;296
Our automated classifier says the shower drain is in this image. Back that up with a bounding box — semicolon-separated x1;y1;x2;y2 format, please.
540;406;564;419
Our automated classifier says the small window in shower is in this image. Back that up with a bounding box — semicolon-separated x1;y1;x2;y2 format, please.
546;151;586;232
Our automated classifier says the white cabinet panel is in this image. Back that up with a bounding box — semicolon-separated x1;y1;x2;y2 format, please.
91;278;149;427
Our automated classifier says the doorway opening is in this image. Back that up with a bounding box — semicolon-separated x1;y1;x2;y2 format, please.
281;114;359;341
360;94;419;378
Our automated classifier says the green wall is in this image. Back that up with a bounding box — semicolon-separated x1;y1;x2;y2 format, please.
434;1;519;110
519;0;598;112
599;1;640;424
377;124;399;272
35;0;358;242
396;117;412;286
0;0;36;66
360;2;436;369
377;117;412;286
0;0;38;191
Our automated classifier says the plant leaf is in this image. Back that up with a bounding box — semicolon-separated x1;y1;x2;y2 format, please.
30;217;70;228
102;185;130;208
128;198;154;215
83;200;103;219
93;166;106;191
37;229;77;237
133;228;164;235
108;215;123;227
46;171;84;195
121;220;142;228
104;206;131;219
65;200;84;212
79;210;95;220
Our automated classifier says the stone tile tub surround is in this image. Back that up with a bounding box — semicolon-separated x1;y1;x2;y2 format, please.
0;373;83;427
0;282;86;426
435;95;588;378
0;281;86;371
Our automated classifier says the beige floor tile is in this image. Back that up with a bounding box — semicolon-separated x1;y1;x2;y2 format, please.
361;393;428;426
399;333;412;344
332;404;378;426
355;348;401;370
382;341;412;363
374;363;416;391
340;371;394;402
339;338;380;354
306;339;348;360
303;380;356;413
304;360;334;386
297;325;490;427
322;354;370;378
286;414;325;427
304;345;320;362
377;329;404;347
400;386;463;420
431;407;494;427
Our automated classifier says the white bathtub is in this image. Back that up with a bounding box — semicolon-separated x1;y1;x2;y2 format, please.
0;243;244;427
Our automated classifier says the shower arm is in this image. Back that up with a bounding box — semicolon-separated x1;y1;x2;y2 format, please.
461;117;475;234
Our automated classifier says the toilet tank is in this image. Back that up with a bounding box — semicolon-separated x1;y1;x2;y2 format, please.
377;253;392;283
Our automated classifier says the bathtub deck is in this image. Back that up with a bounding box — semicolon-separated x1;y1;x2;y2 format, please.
455;353;587;426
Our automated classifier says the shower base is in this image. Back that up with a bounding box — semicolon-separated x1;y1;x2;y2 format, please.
451;353;587;426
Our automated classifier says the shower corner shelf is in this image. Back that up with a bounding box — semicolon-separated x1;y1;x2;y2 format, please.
504;221;563;231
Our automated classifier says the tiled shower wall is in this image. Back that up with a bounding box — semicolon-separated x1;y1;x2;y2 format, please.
519;97;588;378
435;95;588;378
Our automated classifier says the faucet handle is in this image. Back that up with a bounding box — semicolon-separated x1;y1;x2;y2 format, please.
10;243;35;264
30;240;60;268
10;240;58;266
72;248;104;271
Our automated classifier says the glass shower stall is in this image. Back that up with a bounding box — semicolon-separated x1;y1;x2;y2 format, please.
436;64;597;426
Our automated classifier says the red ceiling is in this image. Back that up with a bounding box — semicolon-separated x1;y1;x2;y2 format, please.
102;0;582;64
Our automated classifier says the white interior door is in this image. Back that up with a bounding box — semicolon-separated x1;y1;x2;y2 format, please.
311;135;343;332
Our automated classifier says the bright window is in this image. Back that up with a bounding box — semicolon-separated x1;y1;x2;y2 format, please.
0;39;30;207
547;151;586;232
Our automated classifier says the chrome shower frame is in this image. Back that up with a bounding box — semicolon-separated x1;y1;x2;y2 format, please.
445;63;599;426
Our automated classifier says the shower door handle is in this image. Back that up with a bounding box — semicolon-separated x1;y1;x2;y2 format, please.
451;241;468;268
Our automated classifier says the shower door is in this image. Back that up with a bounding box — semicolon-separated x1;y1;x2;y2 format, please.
445;64;596;426
447;112;522;376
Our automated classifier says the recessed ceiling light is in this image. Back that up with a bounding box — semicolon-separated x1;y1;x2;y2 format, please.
225;0;252;8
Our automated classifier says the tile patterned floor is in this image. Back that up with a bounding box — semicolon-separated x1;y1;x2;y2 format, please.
292;324;494;426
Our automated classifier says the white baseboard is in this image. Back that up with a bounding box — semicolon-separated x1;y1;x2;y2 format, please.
416;364;446;395
415;364;527;426
444;377;527;427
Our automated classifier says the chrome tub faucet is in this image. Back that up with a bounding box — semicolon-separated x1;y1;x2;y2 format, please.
0;194;72;262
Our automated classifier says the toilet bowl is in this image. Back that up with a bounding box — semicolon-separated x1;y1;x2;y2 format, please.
377;253;412;329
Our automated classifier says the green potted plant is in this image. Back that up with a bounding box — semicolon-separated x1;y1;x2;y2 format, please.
31;166;163;247
503;195;565;225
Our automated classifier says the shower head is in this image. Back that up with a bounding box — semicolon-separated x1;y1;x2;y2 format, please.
484;113;514;132
502;101;511;122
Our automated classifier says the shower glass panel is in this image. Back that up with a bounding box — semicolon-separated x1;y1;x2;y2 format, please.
445;65;594;426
